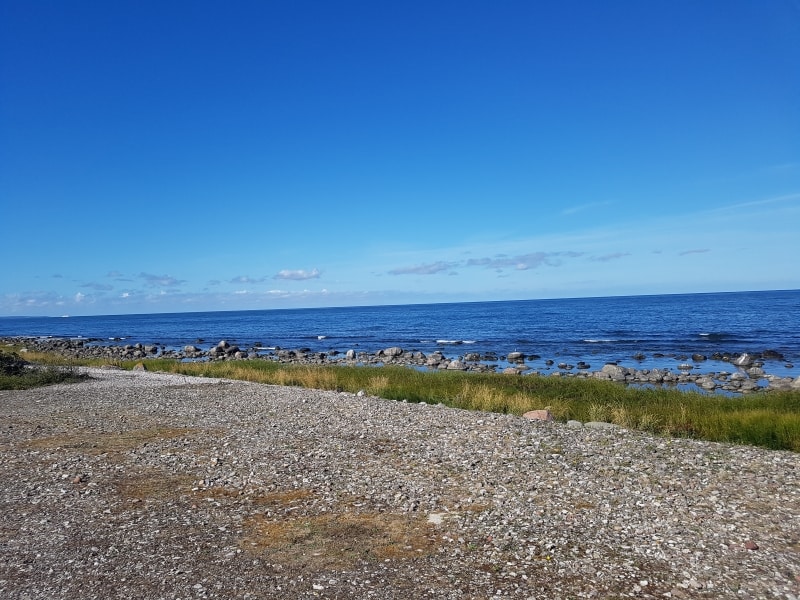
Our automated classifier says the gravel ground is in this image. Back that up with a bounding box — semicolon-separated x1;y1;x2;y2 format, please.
1;367;798;599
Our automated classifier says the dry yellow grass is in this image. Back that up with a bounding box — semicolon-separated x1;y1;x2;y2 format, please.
366;375;390;396
454;381;554;416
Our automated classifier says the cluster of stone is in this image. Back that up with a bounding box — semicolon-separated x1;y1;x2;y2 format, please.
589;361;799;393
4;337;798;393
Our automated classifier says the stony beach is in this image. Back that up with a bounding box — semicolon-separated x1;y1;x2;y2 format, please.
1;367;799;598
7;337;800;394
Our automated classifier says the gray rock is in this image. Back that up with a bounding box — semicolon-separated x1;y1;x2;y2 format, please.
599;364;627;381
425;352;445;366
697;377;717;390
584;421;621;430
734;353;753;367
507;352;524;362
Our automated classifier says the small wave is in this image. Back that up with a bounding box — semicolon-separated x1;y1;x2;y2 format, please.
436;339;462;345
697;332;729;341
317;335;327;340
463;340;476;344
583;338;641;344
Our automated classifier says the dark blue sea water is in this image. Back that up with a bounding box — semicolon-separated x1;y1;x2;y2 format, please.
2;290;799;377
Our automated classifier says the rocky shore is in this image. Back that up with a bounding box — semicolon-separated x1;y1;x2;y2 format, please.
5;336;800;395
1;368;798;599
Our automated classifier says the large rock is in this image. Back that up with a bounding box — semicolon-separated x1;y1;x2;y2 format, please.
734;353;753;367
426;353;445;366
697;377;717;390
598;364;627;381
523;409;553;421
507;352;525;362
381;347;403;358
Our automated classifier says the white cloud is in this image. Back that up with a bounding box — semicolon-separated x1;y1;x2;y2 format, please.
388;261;457;275
273;268;321;281
704;192;800;215
590;252;631;262
139;272;186;287
465;252;584;271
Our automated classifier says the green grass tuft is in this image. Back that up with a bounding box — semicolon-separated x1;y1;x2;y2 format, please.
0;350;88;390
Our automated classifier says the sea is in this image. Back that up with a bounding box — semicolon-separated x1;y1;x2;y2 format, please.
1;290;799;378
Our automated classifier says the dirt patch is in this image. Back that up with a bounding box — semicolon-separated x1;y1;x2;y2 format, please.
24;426;218;455
113;472;197;502
241;511;442;570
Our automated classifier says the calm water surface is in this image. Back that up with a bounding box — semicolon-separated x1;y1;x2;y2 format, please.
2;290;798;376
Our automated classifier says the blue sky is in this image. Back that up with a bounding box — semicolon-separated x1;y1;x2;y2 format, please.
1;0;798;316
